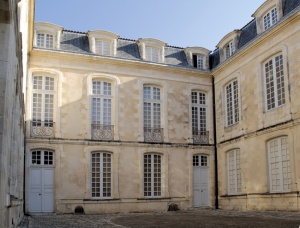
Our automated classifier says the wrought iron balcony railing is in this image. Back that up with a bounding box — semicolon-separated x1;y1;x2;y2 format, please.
30;120;55;137
192;130;209;144
91;124;114;140
144;127;163;143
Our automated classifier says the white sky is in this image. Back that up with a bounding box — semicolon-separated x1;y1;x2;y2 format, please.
35;0;266;50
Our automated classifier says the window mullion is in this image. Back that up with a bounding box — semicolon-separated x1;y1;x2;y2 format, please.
151;155;154;196
278;139;284;191
231;83;236;123
100;153;103;198
273;58;279;107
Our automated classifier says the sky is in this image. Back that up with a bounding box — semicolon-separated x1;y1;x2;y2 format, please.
35;0;266;51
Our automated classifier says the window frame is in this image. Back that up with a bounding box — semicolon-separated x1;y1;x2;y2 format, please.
225;41;235;59
263;7;278;31
95;39;111;56
263;54;285;111
193;55;204;69
267;136;291;193
145;46;160;62
191;91;207;132
31;150;54;166
227;149;241;195
143;153;162;198
36;32;54;49
225;80;239;126
90;151;113;199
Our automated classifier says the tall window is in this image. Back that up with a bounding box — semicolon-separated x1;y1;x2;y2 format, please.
91;152;112;198
264;54;285;110
95;40;110;56
91;81;113;140
145;46;159;62
36;33;54;48
268;137;291;192
31;150;54;165
225;41;234;58
193;55;203;69
144;154;161;197
227;149;241;195
225;80;239;126
31;76;55;137
263;8;278;30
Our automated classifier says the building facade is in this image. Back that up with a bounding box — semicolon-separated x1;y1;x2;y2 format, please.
23;0;300;215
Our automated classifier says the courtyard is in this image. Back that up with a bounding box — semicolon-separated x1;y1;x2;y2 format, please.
18;209;300;228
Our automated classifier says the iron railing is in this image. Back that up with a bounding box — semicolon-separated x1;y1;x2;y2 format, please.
91;124;114;140
144;127;163;143
192;130;209;144
30;120;55;137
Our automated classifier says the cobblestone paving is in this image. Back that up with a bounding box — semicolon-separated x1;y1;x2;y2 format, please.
18;209;300;228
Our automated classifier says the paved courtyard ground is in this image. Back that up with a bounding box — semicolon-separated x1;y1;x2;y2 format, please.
18;209;300;228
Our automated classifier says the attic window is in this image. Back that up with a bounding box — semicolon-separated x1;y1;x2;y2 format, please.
146;46;159;62
193;55;203;69
36;33;54;48
263;8;278;30
225;41;234;58
95;40;111;56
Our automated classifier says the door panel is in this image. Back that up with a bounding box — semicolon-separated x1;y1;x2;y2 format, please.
29;168;42;212
193;166;209;207
42;168;54;212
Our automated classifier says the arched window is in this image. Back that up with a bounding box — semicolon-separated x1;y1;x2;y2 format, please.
31;150;54;165
91;152;112;198
144;153;162;197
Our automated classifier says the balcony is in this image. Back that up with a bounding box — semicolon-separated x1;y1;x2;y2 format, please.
91;124;114;141
30;120;55;137
193;131;209;144
144;127;163;143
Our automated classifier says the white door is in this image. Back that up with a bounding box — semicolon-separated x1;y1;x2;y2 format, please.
29;150;54;213
193;155;209;207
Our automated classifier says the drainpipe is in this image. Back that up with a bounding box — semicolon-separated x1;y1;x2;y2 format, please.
23;123;26;215
212;76;219;209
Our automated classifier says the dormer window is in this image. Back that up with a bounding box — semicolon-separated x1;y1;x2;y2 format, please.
252;0;282;34
263;8;278;30
225;41;235;58
217;30;241;62
34;22;63;49
137;38;166;63
87;30;119;56
184;47;210;70
36;33;53;48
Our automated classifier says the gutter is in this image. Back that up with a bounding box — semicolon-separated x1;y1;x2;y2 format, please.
212;76;219;209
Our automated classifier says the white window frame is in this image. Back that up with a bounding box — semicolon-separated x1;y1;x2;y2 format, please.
145;46;160;62
32;75;55;125
225;41;235;58
264;54;285;111
95;39;111;56
225;80;239;126
143;85;162;129
144;153;162;197
193;55;204;69
36;32;54;48
91;80;112;126
191;91;207;132
91;152;112;199
263;8;278;31
31;150;54;166
227;149;241;195
267;137;291;193
193;155;208;167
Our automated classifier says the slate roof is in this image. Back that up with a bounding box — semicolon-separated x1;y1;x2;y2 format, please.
57;30;190;67
209;0;299;70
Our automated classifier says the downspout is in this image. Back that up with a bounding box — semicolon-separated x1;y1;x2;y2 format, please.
23;120;26;215
212;75;219;209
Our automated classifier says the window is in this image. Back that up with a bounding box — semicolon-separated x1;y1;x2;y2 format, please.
193;55;203;69
31;76;55;137
145;46;159;62
225;80;239;126
191;91;208;144
193;155;208;167
31;150;54;165
91;80;113;140
225;41;234;58
144;154;161;197
268;137;291;192
227;149;241;195
263;8;278;30
36;33;54;48
143;86;163;142
264;54;285;110
91;152;112;198
95;40;111;56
